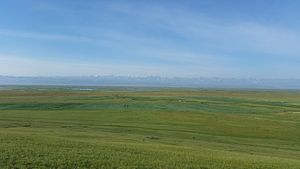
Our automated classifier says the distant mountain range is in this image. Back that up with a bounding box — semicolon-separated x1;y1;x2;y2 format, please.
1;76;300;89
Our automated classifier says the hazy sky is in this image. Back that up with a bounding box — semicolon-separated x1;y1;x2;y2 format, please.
1;0;300;78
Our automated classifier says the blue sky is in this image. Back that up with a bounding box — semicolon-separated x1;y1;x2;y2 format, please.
1;0;300;78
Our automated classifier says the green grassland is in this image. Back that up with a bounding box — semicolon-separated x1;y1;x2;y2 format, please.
0;86;299;169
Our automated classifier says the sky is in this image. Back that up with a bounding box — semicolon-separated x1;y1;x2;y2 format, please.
1;0;300;78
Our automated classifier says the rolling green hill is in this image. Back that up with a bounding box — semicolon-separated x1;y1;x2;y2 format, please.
0;87;299;169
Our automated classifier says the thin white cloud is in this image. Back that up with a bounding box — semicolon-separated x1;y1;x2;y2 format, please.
1;1;300;78
230;23;300;56
0;29;93;43
12;1;300;58
104;2;300;57
0;55;163;76
0;54;239;78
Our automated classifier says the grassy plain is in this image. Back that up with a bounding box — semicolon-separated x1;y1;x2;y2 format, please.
0;86;299;169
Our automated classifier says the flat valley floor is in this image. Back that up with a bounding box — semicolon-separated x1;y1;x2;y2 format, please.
0;87;299;169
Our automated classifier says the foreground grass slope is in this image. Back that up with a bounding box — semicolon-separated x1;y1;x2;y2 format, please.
0;86;299;169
